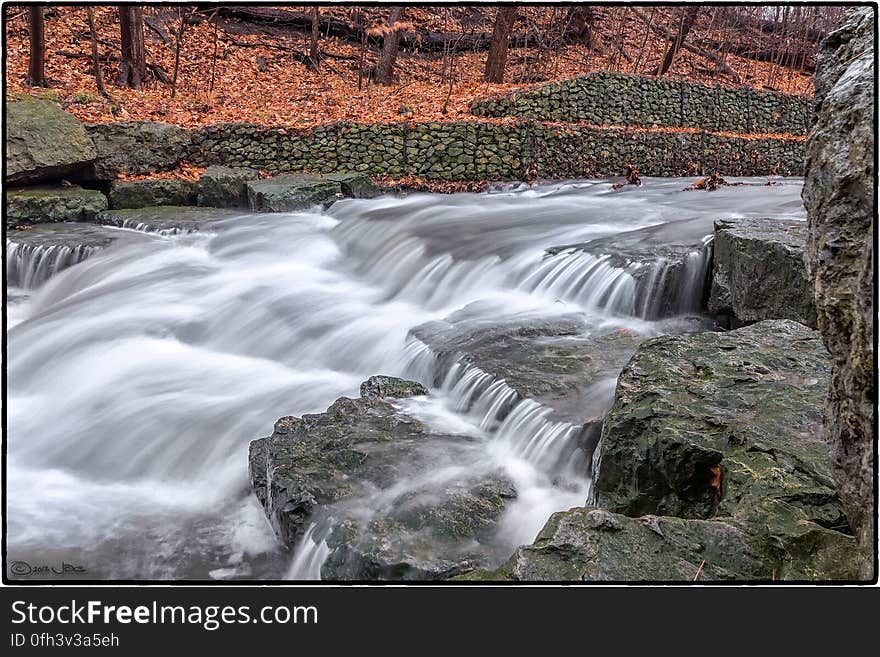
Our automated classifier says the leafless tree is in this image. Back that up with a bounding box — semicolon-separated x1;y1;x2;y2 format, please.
484;6;519;83
118;6;147;88
657;5;700;76
374;6;405;85
26;5;46;86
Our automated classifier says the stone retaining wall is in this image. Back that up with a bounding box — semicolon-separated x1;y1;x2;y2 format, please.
470;71;813;136
191;120;805;180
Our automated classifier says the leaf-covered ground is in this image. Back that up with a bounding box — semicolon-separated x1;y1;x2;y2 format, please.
5;5;816;130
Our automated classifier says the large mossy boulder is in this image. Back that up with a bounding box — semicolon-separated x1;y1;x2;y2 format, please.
708;217;816;327
5;186;108;226
461;320;860;582
592;320;839;523
249;375;517;580
6;99;97;185
802;7;875;578
196;165;259;207
86;121;192;181
109;179;196;209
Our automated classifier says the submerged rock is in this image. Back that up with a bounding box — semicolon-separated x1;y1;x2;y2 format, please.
109;179;196;209
708;217;815;327
86;121;192;181
196;166;260;208
5;186;108;227
803;7;875;577
249;375;516;580
96;205;245;234
5;99;97;185
245;172;379;212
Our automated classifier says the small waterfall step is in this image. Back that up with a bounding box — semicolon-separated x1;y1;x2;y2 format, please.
6;222;145;289
539;216;715;319
410;304;646;427
96;206;250;235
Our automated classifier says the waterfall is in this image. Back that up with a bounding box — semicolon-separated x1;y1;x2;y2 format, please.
6;177;806;580
6;241;102;289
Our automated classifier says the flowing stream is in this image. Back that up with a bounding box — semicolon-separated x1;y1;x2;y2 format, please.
4;177;806;580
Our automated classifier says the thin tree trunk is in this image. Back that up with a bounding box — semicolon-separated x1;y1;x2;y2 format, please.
375;6;404;85
308;6;320;69
484;6;518;83
118;6;147;89
657;6;700;76
171;8;186;98
86;7;111;98
27;6;46;86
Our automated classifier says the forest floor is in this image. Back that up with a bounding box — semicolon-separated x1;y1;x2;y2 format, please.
5;6;815;130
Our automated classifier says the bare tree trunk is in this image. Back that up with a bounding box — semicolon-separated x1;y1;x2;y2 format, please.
484;6;518;83
308;6;321;69
26;6;46;86
657;6;700;76
86;7;111;98
375;6;404;85
118;6;147;89
171;8;186;98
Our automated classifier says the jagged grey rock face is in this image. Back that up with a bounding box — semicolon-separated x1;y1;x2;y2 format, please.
109;179;196;209
249;376;517;580
461;321;859;582
709;217;816;328
5;186;108;226
459;504;856;582
802;7;875;578
5;100;97;185
85;121;192;181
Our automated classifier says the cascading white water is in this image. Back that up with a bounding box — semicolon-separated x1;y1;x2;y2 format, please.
5;177;807;580
6;241;103;289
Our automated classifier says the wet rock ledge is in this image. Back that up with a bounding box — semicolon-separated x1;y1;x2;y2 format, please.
249;376;516;580
461;321;859;582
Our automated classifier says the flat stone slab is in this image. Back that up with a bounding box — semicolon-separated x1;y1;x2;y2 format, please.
96;205;247;233
709;217;816;327
5;186;108;227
